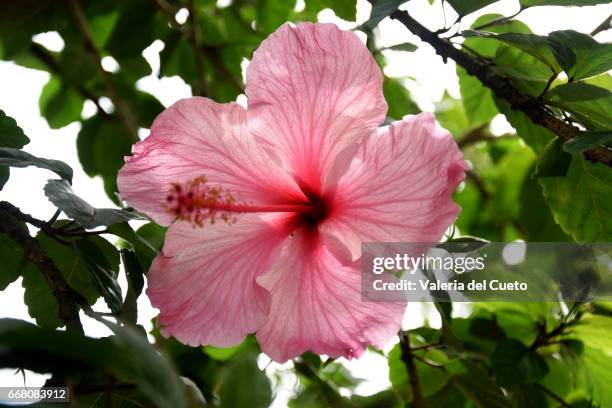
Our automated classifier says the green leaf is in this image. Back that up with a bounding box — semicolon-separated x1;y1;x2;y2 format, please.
367;0;405;28
463;30;563;73
219;351;272;408
563;131;612;154
0;318;187;408
490;339;549;387
383;77;419;120
539;155;612;242
519;163;572;241
0;109;29;148
351;390;403;408
435;92;469;138
548;30;612;80
77;116;133;202
21;264;63;329
0;147;73;183
307;0;357;21
257;0;295;33
456;15;531;126
384;42;418;52
44;179;143;228
534;138;571;178
437;236;490;253
446;0;498;16
118;249;144;324
458;67;498;126
21;233;119;328
450;365;514;408
496;98;554;154
520;0;611;6
545;82;612;130
107;222;158;270
99;318;187;408
104;0;158;59
38;76;84;129
388;344;450;401
75;240;122;314
0;233;27;290
204;336;257;362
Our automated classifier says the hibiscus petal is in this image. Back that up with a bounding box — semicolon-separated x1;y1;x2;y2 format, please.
246;22;387;192
323;112;467;260
256;231;406;363
118;97;305;225
148;214;293;347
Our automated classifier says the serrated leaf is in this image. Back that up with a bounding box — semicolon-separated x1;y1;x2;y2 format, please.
548;30;612;80
563;131;612;154
463;30;564;73
0;147;73;183
496;98;554;154
545;82;612;130
539;155;612;242
534;138;571;178
44;179;143;228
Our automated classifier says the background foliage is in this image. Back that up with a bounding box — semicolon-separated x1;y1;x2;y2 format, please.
1;0;611;407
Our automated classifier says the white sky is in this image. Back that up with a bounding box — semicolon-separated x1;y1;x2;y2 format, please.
0;0;610;404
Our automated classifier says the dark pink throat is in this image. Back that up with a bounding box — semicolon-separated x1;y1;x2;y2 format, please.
297;192;329;229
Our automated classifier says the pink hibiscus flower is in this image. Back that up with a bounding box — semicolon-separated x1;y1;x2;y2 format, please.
118;22;466;362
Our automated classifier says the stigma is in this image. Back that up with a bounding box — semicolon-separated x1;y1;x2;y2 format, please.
165;176;238;227
164;176;317;227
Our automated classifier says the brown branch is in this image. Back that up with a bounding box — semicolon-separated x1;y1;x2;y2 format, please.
68;0;139;143
0;203;83;333
591;13;612;36
389;9;612;166
399;332;425;408
187;0;209;96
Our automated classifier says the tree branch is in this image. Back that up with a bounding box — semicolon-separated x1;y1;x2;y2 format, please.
591;13;612;36
0;204;83;333
68;0;139;143
399;332;425;408
389;9;612;166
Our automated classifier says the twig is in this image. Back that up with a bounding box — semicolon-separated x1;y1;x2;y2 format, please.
535;384;571;408
0;208;83;333
399;332;425;408
471;7;524;31
389;9;612;166
591;13;612;36
68;0;139;143
187;0;209;96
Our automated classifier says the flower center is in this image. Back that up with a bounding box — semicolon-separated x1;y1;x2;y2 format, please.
164;176;327;228
297;192;328;229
